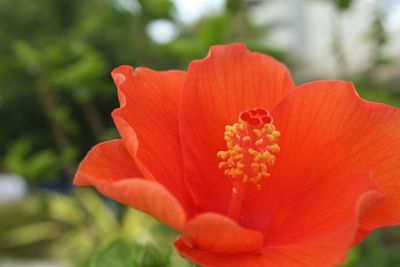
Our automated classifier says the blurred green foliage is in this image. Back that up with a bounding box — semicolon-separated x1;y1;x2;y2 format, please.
92;240;169;267
0;190;191;266
4;138;62;182
0;0;399;266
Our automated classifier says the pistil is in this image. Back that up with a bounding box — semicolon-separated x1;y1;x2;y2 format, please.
217;108;280;220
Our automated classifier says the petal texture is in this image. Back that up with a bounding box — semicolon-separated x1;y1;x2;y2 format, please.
179;44;295;213
111;66;194;214
175;172;384;267
269;81;400;237
74;140;141;185
180;212;263;254
106;179;186;231
74;140;186;231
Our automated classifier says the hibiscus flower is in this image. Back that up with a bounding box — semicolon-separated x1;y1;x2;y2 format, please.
74;44;400;267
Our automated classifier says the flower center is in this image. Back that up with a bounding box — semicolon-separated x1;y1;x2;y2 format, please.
217;107;280;219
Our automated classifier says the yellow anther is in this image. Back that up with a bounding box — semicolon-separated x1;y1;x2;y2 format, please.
234;154;244;160
261;150;270;158
272;131;280;138
236;162;245;169
228;168;243;177
253;129;262;136
260;163;267;171
217;151;228;159
227;133;235;139
228;150;236;156
227;158;235;166
264;124;274;131
264;154;275;165
261;171;270;177
255;138;264;145
248;148;258;155
269;144;280;153
218;162;227;169
251;163;260;170
266;134;275;142
242;136;251;142
233;145;242;152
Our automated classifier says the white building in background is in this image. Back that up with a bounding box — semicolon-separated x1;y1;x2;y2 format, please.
249;0;400;80
0;173;27;205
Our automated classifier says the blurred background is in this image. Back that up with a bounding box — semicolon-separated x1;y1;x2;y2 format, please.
0;0;399;266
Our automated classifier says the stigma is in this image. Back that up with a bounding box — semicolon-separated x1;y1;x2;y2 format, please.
217;108;280;189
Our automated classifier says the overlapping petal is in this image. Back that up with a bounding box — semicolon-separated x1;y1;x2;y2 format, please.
74;140;141;186
180;212;264;254
179;43;295;213
269;81;400;238
111;66;194;214
175;172;384;267
73;140;186;231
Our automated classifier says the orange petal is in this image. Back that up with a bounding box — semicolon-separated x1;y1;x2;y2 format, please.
175;172;384;267
74;140;186;231
264;172;384;245
107;179;186;231
181;212;263;254
74;140;141;186
269;81;400;239
111;66;194;214
179;44;295;213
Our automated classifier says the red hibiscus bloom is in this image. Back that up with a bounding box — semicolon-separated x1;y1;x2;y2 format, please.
74;44;400;267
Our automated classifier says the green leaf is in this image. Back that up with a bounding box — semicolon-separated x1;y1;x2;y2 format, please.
340;246;360;267
92;240;136;267
92;240;169;267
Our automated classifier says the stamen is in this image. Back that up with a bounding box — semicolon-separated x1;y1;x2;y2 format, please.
218;108;281;220
217;107;280;189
